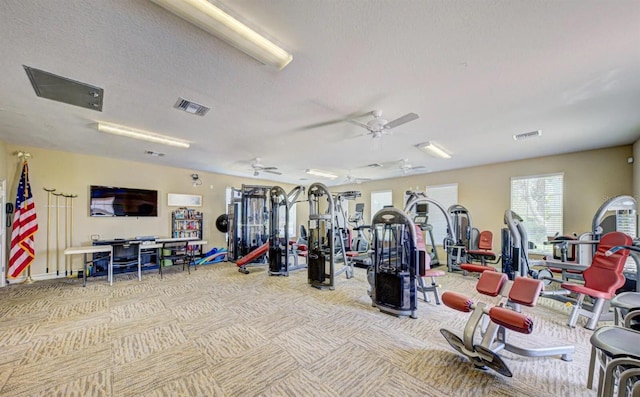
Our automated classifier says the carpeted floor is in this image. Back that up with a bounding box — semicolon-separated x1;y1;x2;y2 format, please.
0;262;598;396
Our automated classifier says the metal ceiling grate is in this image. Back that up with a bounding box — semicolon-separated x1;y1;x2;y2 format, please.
23;65;103;111
513;130;542;141
174;97;210;116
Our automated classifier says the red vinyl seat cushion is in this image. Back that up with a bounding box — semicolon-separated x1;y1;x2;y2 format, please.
442;292;474;312
489;306;534;334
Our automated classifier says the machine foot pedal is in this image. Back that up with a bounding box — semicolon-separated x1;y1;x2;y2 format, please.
473;345;513;377
440;328;465;356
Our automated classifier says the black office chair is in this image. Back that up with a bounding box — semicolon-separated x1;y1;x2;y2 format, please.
159;240;191;278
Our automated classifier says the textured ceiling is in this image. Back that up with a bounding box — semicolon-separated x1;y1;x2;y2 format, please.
0;0;639;186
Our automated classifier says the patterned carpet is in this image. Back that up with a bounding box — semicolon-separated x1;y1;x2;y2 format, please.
0;262;598;396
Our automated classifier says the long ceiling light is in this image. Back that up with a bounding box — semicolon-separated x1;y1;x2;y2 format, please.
150;0;293;70
417;141;451;159
305;169;338;179
97;122;190;149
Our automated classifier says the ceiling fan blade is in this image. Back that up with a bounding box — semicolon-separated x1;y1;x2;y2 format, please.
347;119;371;130
300;118;346;130
385;113;419;129
264;170;282;175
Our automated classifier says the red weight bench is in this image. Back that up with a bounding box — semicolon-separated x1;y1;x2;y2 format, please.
414;225;445;304
440;271;574;377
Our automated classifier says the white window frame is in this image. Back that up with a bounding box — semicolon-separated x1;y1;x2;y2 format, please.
371;190;393;220
510;173;564;254
426;183;458;246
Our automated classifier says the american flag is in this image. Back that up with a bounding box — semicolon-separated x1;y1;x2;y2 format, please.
8;161;38;278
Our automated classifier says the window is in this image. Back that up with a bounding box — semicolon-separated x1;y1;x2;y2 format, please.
371;190;393;220
510;173;563;253
281;205;297;237
426;184;458;245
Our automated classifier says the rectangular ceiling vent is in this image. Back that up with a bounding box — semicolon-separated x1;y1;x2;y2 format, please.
367;163;383;168
513;130;542;141
174;98;210;116
145;150;165;157
23;65;103;111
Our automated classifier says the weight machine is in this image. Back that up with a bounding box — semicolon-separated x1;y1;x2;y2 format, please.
403;191;456;271
346;202;373;268
447;204;474;272
369;207;419;318
306;183;354;290
228;185;271;269
268;185;305;276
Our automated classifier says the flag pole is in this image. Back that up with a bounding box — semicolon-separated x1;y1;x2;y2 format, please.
14;151;36;284
43;188;56;274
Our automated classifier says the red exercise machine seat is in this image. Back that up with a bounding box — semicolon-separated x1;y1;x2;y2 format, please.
560;231;632;329
460;263;497;274
467;230;497;263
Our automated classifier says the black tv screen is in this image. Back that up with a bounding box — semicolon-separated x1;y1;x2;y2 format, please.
90;185;158;217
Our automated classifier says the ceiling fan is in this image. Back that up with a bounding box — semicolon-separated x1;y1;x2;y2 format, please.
398;159;427;174
251;157;281;177
348;110;419;139
345;170;372;184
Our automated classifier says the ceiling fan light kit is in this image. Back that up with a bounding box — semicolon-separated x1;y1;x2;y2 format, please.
418;141;451;159
97;122;190;148
150;0;293;70
305;169;338;179
349;110;419;139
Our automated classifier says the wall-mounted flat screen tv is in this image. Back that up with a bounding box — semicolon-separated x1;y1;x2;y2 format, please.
90;185;158;217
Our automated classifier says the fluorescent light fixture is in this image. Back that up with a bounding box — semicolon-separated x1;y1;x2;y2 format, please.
97;122;190;149
305;169;338;179
150;0;293;70
417;142;451;159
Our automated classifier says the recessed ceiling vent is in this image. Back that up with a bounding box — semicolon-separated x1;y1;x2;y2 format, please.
367;163;383;168
513;130;542;141
145;150;165;157
23;65;103;111
174;97;210;116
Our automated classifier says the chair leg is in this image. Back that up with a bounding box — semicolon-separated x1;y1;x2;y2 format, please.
418;276;429;302
587;345;596;389
568;293;585;328
431;276;441;305
586;298;605;330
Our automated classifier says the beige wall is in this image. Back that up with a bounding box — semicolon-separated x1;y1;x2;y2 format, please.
4;144;291;280
634;138;640;200
338;145;633;248
0;139;6;180
3;143;633;280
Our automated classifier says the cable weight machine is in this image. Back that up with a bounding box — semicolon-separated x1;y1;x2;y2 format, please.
268;185;305;276
370;207;419;318
307;183;353;290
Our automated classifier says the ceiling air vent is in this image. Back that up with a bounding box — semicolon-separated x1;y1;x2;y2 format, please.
367;163;383;168
513;130;542;141
174;97;210;116
145;150;165;157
